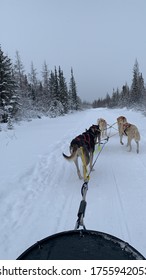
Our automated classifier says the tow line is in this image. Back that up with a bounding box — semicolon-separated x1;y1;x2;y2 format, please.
74;136;109;230
74;120;119;230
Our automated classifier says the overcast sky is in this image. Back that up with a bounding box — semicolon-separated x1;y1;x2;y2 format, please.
1;0;146;102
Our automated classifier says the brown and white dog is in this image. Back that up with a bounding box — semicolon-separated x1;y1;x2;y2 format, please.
62;125;101;179
117;116;127;136
119;122;140;153
97;118;107;138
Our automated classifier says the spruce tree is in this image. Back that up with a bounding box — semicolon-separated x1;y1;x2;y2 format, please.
0;45;17;121
29;62;38;101
69;68;78;110
48;69;63;117
54;66;59;101
42;61;49;95
41;61;50;112
14;50;25;89
58;66;68;114
119;84;130;108
105;93;111;107
13;51;30;119
138;73;145;106
130;59;141;106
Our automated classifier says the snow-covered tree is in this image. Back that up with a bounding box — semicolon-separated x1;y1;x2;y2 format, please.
40;61;50;112
0;45;18;121
13;51;35;119
42;61;49;95
14;51;25;89
68;68;79;110
130;59;141;107
58;66;68;114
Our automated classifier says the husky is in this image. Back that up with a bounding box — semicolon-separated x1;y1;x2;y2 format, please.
62;125;101;179
97;118;107;138
120;122;140;153
117;116;127;136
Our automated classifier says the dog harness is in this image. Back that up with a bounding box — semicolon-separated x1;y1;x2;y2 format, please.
71;125;100;151
73;132;93;150
123;123;131;136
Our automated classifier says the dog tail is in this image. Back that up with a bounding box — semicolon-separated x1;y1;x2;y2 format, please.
135;128;140;141
62;147;78;161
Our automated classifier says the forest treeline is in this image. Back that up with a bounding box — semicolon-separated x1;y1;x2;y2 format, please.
1;44;146;129
92;59;146;112
0;45;82;125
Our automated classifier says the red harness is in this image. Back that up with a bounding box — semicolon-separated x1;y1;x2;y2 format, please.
123;123;131;135
76;133;91;148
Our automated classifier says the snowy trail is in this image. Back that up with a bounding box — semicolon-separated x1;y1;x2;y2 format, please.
0;108;146;259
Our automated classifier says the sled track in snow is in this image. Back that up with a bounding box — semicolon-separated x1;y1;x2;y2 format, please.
111;166;131;242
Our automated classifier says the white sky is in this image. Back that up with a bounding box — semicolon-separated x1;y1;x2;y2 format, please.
1;0;146;102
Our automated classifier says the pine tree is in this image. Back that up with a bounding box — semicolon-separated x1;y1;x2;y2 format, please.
58;66;68;114
110;88;119;108
130;59;141;107
142;88;146;110
48;69;63;117
13;51;31;119
54;66;59;101
14;51;25;89
119;83;130;108
40;61;50;112
138;73;145;107
69;68;78;110
42;61;49;96
105;93;111;107
29;62;38;101
0;45;18;121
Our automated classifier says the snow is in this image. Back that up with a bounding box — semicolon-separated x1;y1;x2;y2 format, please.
0;107;146;260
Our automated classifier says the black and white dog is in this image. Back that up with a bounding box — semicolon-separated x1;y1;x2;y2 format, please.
62;125;101;179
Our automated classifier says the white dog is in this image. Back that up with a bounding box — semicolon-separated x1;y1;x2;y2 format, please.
97;118;107;138
120;122;140;153
117;116;127;136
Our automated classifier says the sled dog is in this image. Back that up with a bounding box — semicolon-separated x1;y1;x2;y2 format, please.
120;122;140;153
97;118;107;138
62;125;101;179
117;116;127;136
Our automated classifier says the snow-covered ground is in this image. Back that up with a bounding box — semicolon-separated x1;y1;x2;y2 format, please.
0;107;146;259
